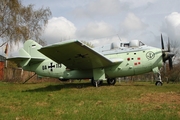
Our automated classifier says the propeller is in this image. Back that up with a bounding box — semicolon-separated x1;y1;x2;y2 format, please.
161;34;175;70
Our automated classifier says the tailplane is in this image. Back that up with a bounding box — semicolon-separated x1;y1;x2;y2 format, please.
7;40;45;67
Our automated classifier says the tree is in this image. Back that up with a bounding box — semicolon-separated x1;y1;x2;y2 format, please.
0;0;51;46
81;40;94;48
161;39;180;83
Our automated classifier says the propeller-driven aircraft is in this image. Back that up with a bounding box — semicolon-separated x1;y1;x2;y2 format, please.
7;35;174;87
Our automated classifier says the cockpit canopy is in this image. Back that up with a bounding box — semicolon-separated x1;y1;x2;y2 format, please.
95;40;145;52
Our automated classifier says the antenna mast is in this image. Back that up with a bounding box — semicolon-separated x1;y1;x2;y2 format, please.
117;34;122;41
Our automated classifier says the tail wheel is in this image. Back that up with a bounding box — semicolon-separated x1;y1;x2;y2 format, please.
107;78;116;85
91;79;103;87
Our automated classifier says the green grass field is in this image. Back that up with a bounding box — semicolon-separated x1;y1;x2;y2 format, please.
0;81;180;120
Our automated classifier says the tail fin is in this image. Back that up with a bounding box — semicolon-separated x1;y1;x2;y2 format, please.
7;40;45;67
23;39;42;57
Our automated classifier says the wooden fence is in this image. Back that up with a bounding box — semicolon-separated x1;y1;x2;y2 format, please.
2;68;60;83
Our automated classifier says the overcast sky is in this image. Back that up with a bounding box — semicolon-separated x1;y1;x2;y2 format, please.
22;0;180;48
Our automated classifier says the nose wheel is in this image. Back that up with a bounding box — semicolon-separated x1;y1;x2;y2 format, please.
155;71;163;86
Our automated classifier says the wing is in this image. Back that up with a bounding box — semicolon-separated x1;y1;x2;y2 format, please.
39;40;123;70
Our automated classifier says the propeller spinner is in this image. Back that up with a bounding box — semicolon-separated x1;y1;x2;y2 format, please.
161;34;175;70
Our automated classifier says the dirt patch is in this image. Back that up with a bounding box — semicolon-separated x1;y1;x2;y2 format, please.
138;92;180;104
35;102;48;106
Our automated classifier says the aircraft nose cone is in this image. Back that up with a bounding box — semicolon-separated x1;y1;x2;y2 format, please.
162;52;175;62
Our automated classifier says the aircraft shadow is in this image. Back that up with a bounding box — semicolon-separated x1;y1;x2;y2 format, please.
23;82;95;92
23;82;147;92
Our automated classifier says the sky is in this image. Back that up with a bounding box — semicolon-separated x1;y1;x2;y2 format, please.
20;0;180;48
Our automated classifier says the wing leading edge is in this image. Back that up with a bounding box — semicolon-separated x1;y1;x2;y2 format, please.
39;40;123;70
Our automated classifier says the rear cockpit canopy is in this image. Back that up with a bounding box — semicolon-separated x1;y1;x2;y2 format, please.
129;40;145;47
120;40;145;48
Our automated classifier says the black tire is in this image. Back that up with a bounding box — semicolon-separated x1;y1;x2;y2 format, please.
91;79;103;87
107;78;116;85
155;81;163;86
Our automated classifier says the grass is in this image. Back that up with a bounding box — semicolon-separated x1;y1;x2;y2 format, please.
0;81;180;120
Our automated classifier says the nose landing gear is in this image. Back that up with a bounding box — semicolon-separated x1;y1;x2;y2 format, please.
155;71;163;86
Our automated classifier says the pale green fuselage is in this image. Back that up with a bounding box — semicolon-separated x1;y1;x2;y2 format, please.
23;46;163;80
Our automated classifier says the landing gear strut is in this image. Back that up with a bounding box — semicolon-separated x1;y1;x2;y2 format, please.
91;79;103;87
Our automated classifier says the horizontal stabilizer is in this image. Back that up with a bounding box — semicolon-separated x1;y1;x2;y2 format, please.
7;56;45;67
7;56;30;67
30;57;45;61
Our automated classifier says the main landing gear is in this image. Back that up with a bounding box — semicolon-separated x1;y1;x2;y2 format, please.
91;78;117;87
107;78;116;85
91;79;103;87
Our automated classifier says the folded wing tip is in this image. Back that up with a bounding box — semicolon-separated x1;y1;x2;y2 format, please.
110;58;124;63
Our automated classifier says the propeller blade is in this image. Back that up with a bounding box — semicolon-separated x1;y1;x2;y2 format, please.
161;34;164;49
168;37;170;52
169;57;173;70
161;34;166;63
160;34;174;70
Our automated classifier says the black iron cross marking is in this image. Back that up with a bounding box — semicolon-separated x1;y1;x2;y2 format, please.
48;62;55;72
75;54;88;58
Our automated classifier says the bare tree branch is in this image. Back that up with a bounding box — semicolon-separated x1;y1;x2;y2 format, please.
0;0;51;47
